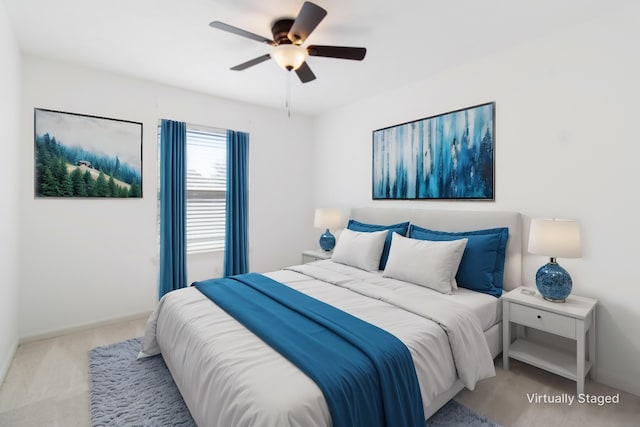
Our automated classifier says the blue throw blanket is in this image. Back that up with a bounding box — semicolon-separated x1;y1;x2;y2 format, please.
193;273;425;427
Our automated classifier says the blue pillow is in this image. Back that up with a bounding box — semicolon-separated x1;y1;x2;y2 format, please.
408;225;509;297
347;219;410;270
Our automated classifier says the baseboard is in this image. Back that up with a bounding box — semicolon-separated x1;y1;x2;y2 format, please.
19;311;152;344
0;338;18;388
595;368;640;398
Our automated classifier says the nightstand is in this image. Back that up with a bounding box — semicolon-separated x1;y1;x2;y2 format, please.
301;249;332;264
502;286;597;395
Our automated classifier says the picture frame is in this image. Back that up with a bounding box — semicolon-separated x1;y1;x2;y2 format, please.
372;102;495;200
34;108;143;198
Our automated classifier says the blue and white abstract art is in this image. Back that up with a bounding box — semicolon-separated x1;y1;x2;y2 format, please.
372;102;495;200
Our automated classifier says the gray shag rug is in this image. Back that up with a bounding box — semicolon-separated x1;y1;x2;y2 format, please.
88;338;195;427
89;337;501;427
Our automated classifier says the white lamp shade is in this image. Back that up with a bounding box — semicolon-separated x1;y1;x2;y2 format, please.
528;218;581;258
271;44;307;71
314;208;342;229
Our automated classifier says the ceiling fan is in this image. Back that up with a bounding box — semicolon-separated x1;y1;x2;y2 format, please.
209;1;366;83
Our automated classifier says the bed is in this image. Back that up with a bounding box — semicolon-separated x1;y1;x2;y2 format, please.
139;208;522;426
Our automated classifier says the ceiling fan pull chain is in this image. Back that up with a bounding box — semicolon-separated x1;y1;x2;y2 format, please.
286;71;292;118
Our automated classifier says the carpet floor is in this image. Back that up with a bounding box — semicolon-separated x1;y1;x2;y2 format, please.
89;337;501;426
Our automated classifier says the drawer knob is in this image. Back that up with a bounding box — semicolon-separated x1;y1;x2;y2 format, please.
537;315;541;319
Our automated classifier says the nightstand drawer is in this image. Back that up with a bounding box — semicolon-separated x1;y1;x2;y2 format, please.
510;303;576;339
301;250;332;264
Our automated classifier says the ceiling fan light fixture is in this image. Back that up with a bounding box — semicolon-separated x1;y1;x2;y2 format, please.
271;44;307;71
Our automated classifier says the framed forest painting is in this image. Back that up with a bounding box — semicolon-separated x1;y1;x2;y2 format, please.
372;102;495;200
34;108;143;198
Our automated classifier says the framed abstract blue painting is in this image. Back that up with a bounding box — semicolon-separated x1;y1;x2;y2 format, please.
372;102;495;200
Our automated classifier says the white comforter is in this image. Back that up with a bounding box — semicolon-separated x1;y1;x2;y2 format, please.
139;261;495;427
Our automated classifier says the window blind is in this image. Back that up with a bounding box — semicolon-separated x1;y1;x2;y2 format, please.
186;127;226;253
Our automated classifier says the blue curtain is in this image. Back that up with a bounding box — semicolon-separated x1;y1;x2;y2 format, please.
224;130;249;276
159;120;187;298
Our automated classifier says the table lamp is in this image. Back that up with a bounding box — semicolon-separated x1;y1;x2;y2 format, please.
528;218;581;302
313;208;342;251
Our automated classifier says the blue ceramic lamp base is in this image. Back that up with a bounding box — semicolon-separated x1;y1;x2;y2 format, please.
535;258;572;303
319;229;336;251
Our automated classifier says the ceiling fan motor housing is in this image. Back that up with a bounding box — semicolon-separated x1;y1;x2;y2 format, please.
271;19;295;45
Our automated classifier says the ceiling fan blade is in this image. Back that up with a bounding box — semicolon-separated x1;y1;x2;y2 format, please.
288;2;327;45
295;61;316;83
307;45;367;60
230;54;272;71
209;21;274;45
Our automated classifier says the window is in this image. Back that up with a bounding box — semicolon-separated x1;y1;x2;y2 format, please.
185;126;226;253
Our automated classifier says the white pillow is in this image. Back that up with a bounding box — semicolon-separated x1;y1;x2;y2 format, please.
382;233;468;294
331;228;388;271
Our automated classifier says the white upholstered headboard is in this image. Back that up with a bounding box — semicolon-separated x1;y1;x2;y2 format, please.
350;208;523;291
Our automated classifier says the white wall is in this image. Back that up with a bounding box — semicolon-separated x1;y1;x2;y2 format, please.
312;5;640;396
0;0;21;384
18;56;316;339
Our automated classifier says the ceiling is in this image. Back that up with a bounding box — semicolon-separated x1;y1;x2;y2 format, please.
4;0;628;116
